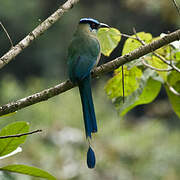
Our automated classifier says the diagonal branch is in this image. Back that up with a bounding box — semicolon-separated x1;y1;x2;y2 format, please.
0;29;180;117
0;0;79;69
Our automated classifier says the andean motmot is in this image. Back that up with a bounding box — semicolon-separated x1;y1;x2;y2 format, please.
67;18;109;168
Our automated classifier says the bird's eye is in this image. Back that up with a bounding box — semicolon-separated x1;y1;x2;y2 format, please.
91;23;96;29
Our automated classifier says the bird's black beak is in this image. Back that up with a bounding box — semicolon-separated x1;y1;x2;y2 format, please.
99;23;110;28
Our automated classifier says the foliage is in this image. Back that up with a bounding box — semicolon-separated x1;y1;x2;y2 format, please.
0;122;29;157
98;28;121;56
0;121;55;179
105;66;143;98
0;165;56;180
105;32;180;118
122;32;152;55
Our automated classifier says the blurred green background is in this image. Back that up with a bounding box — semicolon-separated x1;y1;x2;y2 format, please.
0;0;180;179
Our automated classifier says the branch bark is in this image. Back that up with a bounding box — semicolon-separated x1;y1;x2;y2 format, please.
0;0;79;69
0;29;180;117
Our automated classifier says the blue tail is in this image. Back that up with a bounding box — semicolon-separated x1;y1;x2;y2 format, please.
87;146;96;168
78;75;97;138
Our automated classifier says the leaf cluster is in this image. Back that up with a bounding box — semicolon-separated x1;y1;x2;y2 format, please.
98;29;180;118
0;122;56;179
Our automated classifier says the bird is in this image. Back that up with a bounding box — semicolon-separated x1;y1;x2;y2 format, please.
67;18;109;168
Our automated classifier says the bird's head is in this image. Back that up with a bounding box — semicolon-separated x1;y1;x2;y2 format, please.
78;18;109;35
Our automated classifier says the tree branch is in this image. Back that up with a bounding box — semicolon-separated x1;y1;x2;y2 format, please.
133;27;180;73
0;29;179;117
0;129;42;139
0;0;79;69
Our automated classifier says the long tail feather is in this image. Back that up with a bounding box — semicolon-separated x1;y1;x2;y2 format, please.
78;75;97;138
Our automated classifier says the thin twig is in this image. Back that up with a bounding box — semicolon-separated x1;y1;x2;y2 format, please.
171;0;180;16
132;27;143;43
0;22;13;48
121;65;125;103
153;51;170;65
171;62;180;73
109;31;138;40
154;53;180;73
120;33;137;40
166;82;180;96
142;58;173;71
0;129;42;139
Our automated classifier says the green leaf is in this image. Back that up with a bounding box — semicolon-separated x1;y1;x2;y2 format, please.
122;32;152;55
0;164;56;180
167;62;180;93
105;66;142;99
165;62;180;118
165;84;180;118
115;69;161;116
98;27;121;56
145;55;168;81
153;43;171;60
0;121;29;157
175;51;180;61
